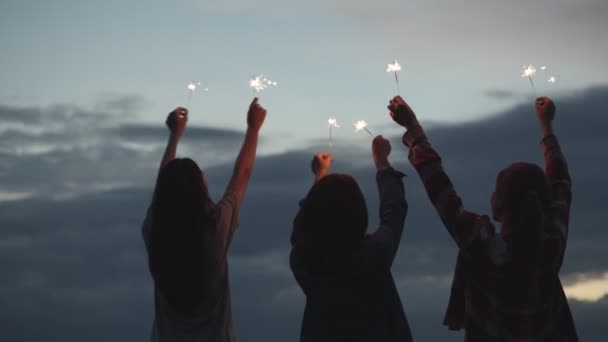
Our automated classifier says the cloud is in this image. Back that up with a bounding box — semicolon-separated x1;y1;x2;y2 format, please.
2;86;608;341
484;88;518;99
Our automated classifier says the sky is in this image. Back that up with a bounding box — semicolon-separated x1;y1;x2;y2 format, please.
1;0;607;341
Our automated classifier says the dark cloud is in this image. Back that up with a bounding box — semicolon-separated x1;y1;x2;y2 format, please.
1;86;608;341
484;88;518;99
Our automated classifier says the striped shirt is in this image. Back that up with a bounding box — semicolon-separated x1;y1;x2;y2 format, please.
403;126;578;342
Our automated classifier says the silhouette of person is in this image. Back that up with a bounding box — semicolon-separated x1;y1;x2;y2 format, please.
290;136;413;342
142;98;267;342
388;96;577;341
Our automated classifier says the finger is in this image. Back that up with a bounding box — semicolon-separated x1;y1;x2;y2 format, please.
250;97;259;109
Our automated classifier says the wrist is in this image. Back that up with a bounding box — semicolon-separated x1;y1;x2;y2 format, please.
169;131;183;140
540;123;553;137
374;156;391;170
247;126;261;133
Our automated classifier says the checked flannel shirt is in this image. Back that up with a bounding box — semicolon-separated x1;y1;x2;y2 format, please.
403;125;578;342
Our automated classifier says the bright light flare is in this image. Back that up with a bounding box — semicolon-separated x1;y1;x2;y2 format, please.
521;65;537;88
354;120;373;137
328;117;340;128
187;82;200;92
386;60;402;73
249;75;277;92
522;65;537;78
548;76;557;83
354;120;368;131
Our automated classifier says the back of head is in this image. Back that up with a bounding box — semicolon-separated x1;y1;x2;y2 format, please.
292;174;368;277
493;162;551;265
148;158;214;315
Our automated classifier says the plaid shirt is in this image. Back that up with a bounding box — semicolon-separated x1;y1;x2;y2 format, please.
403;126;578;342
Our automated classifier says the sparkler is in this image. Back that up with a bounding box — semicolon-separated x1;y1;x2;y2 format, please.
521;65;537;89
249;75;278;93
386;60;402;94
328;117;339;146
548;76;557;84
354;120;373;137
186;82;208;107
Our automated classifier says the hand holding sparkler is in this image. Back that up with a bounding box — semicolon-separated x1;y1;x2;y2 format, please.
247;97;267;132
372;135;392;170
535;96;555;136
387;96;419;129
166;107;188;138
311;152;333;183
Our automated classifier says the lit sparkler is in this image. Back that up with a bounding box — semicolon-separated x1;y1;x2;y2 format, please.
186;82;207;107
249;75;278;92
521;65;537;89
328;117;339;146
548;76;557;84
354;120;373;137
386;60;402;94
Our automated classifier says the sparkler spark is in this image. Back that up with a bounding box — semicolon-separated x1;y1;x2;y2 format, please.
186;82;206;106
386;60;402;73
354;120;373;137
548;76;557;83
187;82;200;92
328;117;340;128
386;60;402;94
328;117;340;146
249;74;277;92
521;65;537;88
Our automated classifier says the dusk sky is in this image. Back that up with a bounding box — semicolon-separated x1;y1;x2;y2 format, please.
1;0;607;341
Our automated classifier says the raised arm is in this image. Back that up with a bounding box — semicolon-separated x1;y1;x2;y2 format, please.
160;107;188;171
225;98;266;201
368;136;407;266
536;97;572;240
387;96;490;250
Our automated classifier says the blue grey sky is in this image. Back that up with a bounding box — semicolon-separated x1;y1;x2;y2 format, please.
1;1;608;341
2;0;607;149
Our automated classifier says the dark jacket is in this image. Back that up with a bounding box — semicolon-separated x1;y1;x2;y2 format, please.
290;168;413;342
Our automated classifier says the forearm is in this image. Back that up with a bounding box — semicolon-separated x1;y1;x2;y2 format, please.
402;125;479;246
369;168;407;265
160;133;180;170
374;155;392;171
540;133;572;211
233;128;260;179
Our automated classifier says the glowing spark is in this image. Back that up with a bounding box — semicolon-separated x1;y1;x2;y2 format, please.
521;65;537;88
548;76;557;83
328;117;340;146
186;82;205;106
249;74;278;92
328;117;340;128
386;60;402;94
187;82;200;92
541;66;547;70
386;60;402;73
354;120;373;137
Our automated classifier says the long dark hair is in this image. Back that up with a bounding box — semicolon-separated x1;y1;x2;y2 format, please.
493;162;551;266
291;174;368;276
148;158;215;315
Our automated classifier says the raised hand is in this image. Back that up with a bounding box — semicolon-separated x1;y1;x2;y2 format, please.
372;135;392;170
166;107;188;137
247;97;267;132
311;153;333;181
535;97;556;136
387;96;418;129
